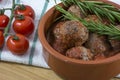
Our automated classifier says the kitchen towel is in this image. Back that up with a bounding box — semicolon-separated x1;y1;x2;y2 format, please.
0;0;60;69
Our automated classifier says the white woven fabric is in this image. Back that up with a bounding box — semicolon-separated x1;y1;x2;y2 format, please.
0;0;60;68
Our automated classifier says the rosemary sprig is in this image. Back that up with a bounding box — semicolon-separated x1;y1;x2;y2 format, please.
55;5;120;40
60;0;120;24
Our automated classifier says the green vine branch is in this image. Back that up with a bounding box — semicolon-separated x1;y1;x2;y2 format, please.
4;0;16;37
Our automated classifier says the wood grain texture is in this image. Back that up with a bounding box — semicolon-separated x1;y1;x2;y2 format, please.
0;61;119;80
0;62;62;80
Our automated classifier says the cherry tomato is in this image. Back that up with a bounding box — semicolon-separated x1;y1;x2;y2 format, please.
0;14;9;30
0;31;4;48
7;34;29;55
13;15;35;37
14;5;35;19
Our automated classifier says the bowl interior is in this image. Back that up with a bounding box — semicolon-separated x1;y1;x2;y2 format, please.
38;0;120;65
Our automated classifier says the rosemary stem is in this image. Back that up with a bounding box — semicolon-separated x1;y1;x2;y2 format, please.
55;4;120;40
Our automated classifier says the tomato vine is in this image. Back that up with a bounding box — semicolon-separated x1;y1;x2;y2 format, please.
0;0;35;55
4;0;15;36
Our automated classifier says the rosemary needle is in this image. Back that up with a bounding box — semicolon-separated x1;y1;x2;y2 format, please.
60;0;120;24
55;5;120;40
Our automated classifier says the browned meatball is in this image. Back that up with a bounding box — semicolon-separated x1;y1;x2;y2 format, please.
94;53;106;60
85;33;111;56
84;15;99;22
109;39;120;51
52;38;68;54
52;20;89;54
102;18;111;25
66;46;93;61
109;25;120;53
68;5;85;18
84;15;110;25
52;21;68;54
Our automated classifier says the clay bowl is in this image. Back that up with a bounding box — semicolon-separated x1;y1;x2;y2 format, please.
38;1;120;80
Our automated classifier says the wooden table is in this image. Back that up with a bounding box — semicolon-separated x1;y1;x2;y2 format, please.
0;61;119;80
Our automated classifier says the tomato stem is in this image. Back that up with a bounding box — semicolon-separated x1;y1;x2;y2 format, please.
3;33;13;36
3;33;19;40
4;0;16;37
13;35;19;40
15;15;25;20
0;9;5;15
4;8;12;11
0;8;12;15
18;4;26;10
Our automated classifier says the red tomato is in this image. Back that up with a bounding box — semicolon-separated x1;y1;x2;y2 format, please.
0;14;9;30
13;15;35;37
7;34;29;55
14;5;35;19
0;31;4;48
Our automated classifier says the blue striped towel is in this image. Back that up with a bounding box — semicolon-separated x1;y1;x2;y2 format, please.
0;0;60;68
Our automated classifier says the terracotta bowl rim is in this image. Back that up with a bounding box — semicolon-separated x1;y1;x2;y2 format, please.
38;0;120;65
